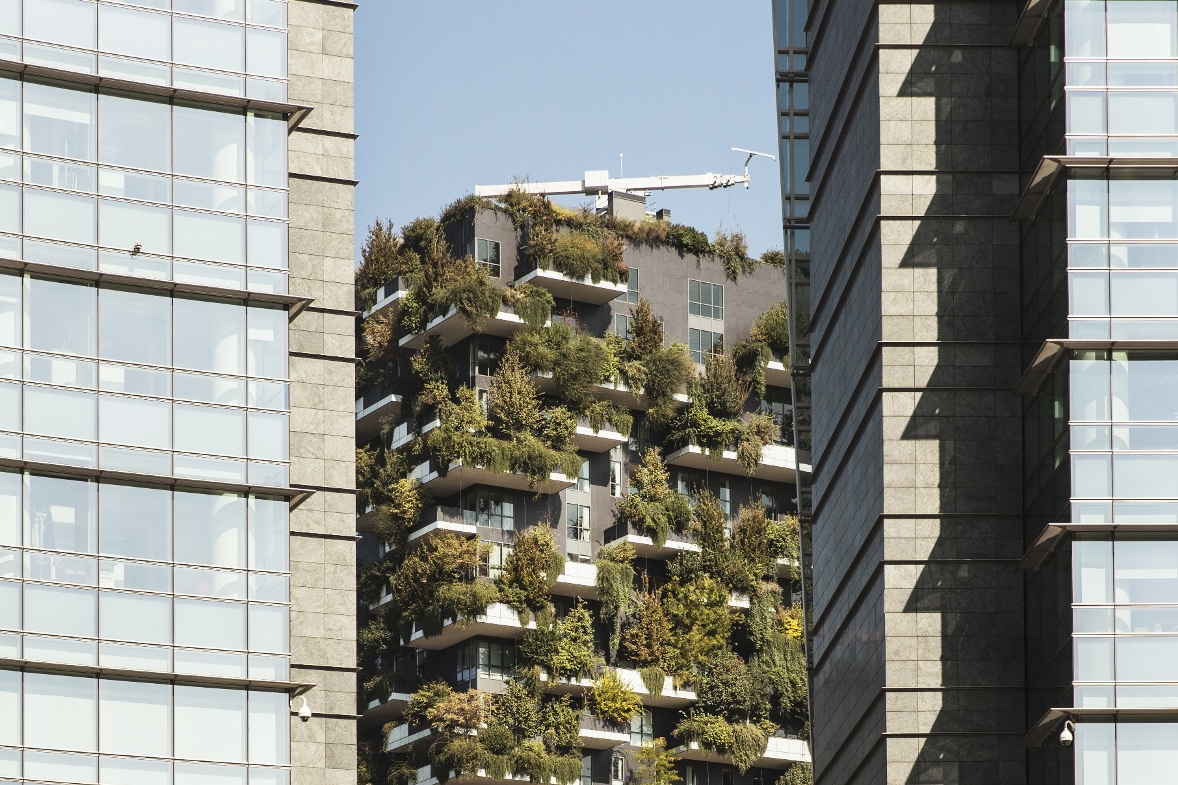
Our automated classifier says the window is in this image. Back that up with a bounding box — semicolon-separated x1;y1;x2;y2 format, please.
471;338;502;377
456;641;478;684
615;313;631;339
476;238;501;278
689;279;724;319
478;641;515;679
480;541;511;579
628;414;653;454
760;487;781;515
577;459;590;492
760;387;794;445
566;503;590;542
720;479;731;518
581;756;592;785
677;471;703;498
630;710;653;746
464;489;514;530
621;268;639;304
610;461;623;498
610;754;625;785
689;327;724;363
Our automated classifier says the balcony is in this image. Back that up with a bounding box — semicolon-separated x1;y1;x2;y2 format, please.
515;267;627;306
400;306;534;351
363;277;410;320
405;506;479;547
578;714;629;749
388;418;440;452
409;459;575;497
531;372;689;413
551;560;597;600
765;359;791;389
411;768;577;785
357;387;402;444
573;421;627;453
406;602;532;650
615;667;697;708
665;442;803;483
673;735;812;769
386;720;434;753
358;690;413;731
605;521;699;560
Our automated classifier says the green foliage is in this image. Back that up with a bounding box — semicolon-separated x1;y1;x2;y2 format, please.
370;477;425;548
732;339;771;401
357;612;398;671
622;579;672;669
495;679;543;742
752;301;791;357
760;248;787;267
662;573;732;678
542;695;582;753
674;713;768;775
386;759;417;785
481;723;515;756
503;283;555;329
391;532;494;637
594;541;635;663
551;601;601;679
404;681;452;727
638;665;667;698
663;223;711;257
615;448;691;547
767;513;802;581
429;387;499;470
777;763;813;785
631;739;681;785
409;336;457;410
355;218;420;311
497;525;564;620
488;349;543;437
510;740;551;784
436;736;487;779
551;754;583;785
713;228;758;282
730;723;770;773
550;228;628;284
587;669;643;725
747;587;809;718
615;299;693;426
696;650;772;725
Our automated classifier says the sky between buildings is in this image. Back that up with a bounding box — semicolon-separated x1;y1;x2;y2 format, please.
354;1;782;261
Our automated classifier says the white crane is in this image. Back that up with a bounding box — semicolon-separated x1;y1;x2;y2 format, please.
474;148;776;198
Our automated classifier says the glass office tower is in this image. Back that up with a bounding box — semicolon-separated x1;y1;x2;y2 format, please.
0;3;359;785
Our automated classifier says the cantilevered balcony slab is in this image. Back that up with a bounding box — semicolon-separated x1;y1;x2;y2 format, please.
406;602;532;650
578;715;628;749
573;423;626;453
386;722;433;753
673;736;811;769
400;307;531;351
389;418;440;452
414;769;577;785
765;360;791;389
611;532;699;561
356;390;402;444
362;278;410;320
615;667;697;708
531;372;688;413
359;691;412;732
551;560;597;600
665;443;803;483
403;506;478;548
515;268;627;305
409;459;575;498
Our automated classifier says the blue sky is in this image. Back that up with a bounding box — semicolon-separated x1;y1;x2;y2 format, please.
353;2;782;261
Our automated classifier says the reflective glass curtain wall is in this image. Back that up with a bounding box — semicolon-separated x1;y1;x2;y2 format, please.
0;2;295;784
1064;0;1178;779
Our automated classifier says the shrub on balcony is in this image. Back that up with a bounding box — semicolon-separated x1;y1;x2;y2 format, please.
587;669;643;725
594;541;635;664
696;650;771;725
632;739;681;785
661;572;732;679
551;601;601;679
615;448;692;547
622;579;672;696
618;299;694;426
777;763;813;785
753;301;791;358
355;218;421;311
392;532;496;637
542;695;582;753
502;283;555;329
673;712;769;775
497;525;564;621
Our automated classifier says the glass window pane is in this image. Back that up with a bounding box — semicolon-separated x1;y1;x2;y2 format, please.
99;483;171;560
25;583;97;636
175;0;245;21
175;598;246;650
247;306;286;378
99;590;170;644
0;470;16;546
25;81;96;162
101;756;173;785
248;604;287;653
176;404;246;456
246;29;286;79
1108;2;1178;58
246;113;285;188
248;496;287;571
99;395;170;449
1115;454;1178;497
25;385;97;439
174;105;244;182
175;490;246;567
0;381;17;432
174;686;246;763
99;198;172;256
1115;538;1178;602
25;473;96;552
1075;723;1115;785
25;189;97;245
25;0;96;49
1075;539;1112;603
1118;722;1178;781
247;219;287;269
175;210;246;264
0;76;15;151
174;298;246;374
0;669;15;746
248;691;289;765
99;679;171;757
174;17;244;72
98;6;170;62
0;273;16;347
99;287;171;366
0;182;19;236
25;673;97;752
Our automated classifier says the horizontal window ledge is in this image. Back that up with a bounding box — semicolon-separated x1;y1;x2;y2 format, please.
1015;155;1178;221
0;654;313;695
0;453;308;501
0;57;312;129
0;255;312;316
1024;706;1178;747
